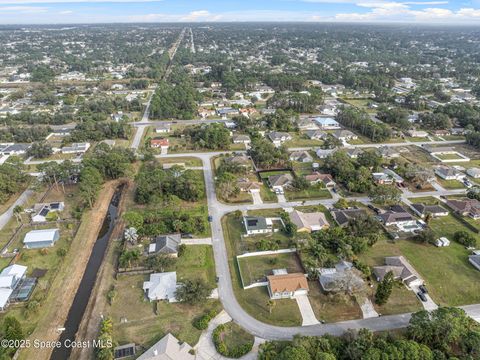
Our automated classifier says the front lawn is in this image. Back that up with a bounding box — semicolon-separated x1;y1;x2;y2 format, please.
436;178;466;190
308;282;362;323
176;245;217;288
285;187;332;201
372;283;422;316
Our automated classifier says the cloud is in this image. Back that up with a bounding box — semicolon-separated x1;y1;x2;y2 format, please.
0;5;47;13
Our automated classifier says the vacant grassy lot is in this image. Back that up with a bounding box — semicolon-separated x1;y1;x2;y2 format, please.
437;178;466;190
407;196;441;205
237;252;303;287
436;153;466;161
372;283;422;316
223;214;302;326
111;274;221;347
285;187;331;201
308;282;362;323
176;245;217;288
217;322;254;351
260;183;278;203
285;134;323;148
157;156;203;167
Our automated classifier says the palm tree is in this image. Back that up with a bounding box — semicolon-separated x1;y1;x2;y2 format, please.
13;205;23;224
266;300;276;314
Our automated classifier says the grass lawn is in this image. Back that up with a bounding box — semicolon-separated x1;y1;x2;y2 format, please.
284;134;323;148
436;178;466;190
237;252;303;287
259;170;292;180
157;156;203;167
285;187;331;201
308;282;362;323
217;322;254;350
111;274;222;347
360;218;480;307
372;283;422;316
407;196;441;205
176;245;217;288
260;183;277;203
435;153;465;161
406;137;430;143
223;214;302;326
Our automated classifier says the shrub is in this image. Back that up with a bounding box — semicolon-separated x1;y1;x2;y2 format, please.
212;323;254;358
193;309;218;330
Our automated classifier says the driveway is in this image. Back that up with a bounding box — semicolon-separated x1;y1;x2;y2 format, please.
411;285;438;311
251;191;263;205
359;298;379;319
295;295;320;326
181;238;212;245
276;194;287;203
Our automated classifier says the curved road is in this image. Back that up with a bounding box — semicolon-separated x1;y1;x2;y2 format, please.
158;151;479;340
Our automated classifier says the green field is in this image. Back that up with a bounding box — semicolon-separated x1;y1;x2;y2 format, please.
285;187;332;201
437;178;466;190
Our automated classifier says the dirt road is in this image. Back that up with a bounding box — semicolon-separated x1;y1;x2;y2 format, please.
19;182;118;360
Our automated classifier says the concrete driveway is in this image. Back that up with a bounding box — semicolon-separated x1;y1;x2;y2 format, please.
276;194;287;203
411;285;438;311
295;295;320;326
360;298;379;319
251;191;263;205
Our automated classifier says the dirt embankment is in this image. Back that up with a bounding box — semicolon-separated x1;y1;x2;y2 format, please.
19;181;119;360
71;180;132;360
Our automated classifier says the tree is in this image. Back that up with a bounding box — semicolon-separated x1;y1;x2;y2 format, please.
27;141;53;159
3;316;24;342
96;317;115;360
267;300;276;314
277;346;311;360
291;176;309;191
414;227;436;245
145;254;176;272
79;166;103;208
375;271;394;305
453;230;477;248
216;172;240;200
175;279;213;304
368;184;401;205
13;205;23;224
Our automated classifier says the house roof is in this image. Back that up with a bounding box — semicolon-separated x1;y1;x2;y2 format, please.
267;273;309;293
411;203;448;215
267;131;291;141
289;210;329;231
378;211;414;224
289;151;312;161
331;208;367;227
243;216;268;231
373;256;422;284
333;129;356;138
152;234;181;254
136;333;194;360
447;199;480;213
23;228;59;244
268;173;293;187
143;272;177;302
151;138;169;146
319;265;364;293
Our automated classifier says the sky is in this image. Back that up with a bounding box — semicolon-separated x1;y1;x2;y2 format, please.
2;0;480;25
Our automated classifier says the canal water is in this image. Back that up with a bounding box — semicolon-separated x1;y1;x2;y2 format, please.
50;186;122;360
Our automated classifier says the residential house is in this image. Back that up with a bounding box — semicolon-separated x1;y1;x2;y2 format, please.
467;168;480;179
232;134;251;145
23;228;60;249
236;178;261;193
446;199;480;219
0;143;31;156
451;127;466;135
333;130;358;142
297;118;319;131
268;173;294;193
373;256;423;288
267;131;292;147
330;208;367;227
243;216;273;236
51;128;71;137
150;138;169;151
435;166;463;180
136;333;194;360
318;261;364;293
289;151;313;163
148;234;182;257
305;172;335;187
407;130;429;138
267;273;309;299
290;210;329;233
372;169;404;185
411;203;449;218
469;255;480;271
143;272;178;302
0;264;27;311
314;117;341;130
345;148;363;159
378;206;417;229
198;108;216;118
155;124;171;134
217;107;239;118
224;154;252;168
316;148;336;159
61;142;90;154
377;146;400;159
305;130;328;141
31;202;65;223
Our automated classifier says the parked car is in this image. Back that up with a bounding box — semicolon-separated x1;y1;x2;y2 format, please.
181;233;194;239
419;285;428;294
368;204;375;211
417;292;428;302
208;215;213;222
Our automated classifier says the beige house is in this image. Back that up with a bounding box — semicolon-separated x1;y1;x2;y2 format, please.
267;273;309;299
289;210;329;233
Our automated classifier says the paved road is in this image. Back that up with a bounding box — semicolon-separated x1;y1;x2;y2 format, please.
158;150;479;339
0;188;33;231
